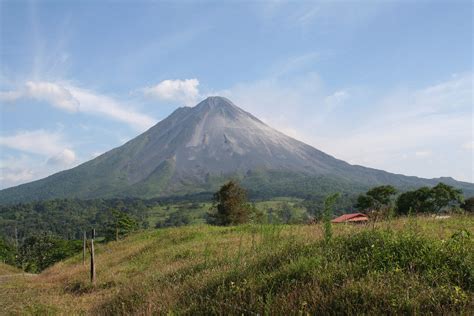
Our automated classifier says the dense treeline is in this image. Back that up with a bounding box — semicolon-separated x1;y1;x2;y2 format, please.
0;198;153;243
354;183;469;218
0;206;141;272
0;181;471;273
0;198;152;271
0;183;469;243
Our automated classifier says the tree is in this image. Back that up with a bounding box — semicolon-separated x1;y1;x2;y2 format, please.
276;202;299;224
17;234;81;272
429;183;463;213
396;187;432;215
356;185;397;211
207;180;250;226
105;209;139;241
322;193;340;242
396;183;464;215
461;197;474;213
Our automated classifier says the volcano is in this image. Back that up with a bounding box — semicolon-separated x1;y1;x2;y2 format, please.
0;96;472;204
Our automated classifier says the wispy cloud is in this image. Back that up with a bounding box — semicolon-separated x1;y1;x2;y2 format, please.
67;85;155;131
0;129;70;157
0;130;78;188
0;155;36;187
141;78;200;106
257;1;386;30
0;152;79;189
0;81;79;112
1;81;156;131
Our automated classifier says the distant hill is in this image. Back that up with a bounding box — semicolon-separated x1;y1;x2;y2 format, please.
0;96;472;204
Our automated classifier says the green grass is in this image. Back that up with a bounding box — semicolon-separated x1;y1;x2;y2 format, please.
1;215;473;315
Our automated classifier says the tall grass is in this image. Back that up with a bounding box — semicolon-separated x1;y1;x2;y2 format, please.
1;215;473;315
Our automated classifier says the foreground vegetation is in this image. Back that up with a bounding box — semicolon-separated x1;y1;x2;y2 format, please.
1;215;472;315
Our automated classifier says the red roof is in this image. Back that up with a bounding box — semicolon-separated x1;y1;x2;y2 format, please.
331;213;368;223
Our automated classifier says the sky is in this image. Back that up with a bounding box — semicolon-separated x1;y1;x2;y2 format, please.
0;0;472;189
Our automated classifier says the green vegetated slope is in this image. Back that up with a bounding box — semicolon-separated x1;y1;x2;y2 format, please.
1;215;473;315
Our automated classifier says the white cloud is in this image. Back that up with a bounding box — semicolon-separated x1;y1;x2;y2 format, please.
0;129;78;172
462;141;473;150
324;90;349;109
0;90;23;102
25;81;80;112
0;155;44;189
142;78;200;106
0;81;79;112
66;85;155;131
0;152;80;189
0;129;67;156
47;148;76;166
0;134;80;188
0;81;156;131
414;150;432;158
0;164;35;185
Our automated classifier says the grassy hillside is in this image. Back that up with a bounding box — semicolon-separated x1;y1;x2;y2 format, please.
0;262;22;276
1;215;473;315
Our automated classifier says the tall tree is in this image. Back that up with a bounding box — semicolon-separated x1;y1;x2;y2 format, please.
396;187;432;215
105;209;139;241
208;180;250;226
396;183;464;215
356;185;397;211
429;183;463;213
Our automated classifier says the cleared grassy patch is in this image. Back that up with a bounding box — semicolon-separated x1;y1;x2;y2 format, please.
1;215;473;315
0;262;22;275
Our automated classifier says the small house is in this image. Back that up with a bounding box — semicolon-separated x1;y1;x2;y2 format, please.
331;213;368;223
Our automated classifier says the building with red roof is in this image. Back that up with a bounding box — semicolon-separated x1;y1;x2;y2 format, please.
331;213;369;223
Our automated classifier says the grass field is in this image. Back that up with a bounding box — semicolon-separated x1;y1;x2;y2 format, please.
0;215;473;315
0;262;22;276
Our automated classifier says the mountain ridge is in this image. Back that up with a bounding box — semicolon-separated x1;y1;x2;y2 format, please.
0;96;472;204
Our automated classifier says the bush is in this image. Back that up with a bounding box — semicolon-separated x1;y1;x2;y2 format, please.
17;234;82;272
0;238;16;265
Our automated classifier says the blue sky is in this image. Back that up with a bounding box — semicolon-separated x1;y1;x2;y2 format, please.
0;0;472;189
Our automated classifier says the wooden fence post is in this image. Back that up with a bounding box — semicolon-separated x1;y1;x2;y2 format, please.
90;229;96;284
82;231;86;266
